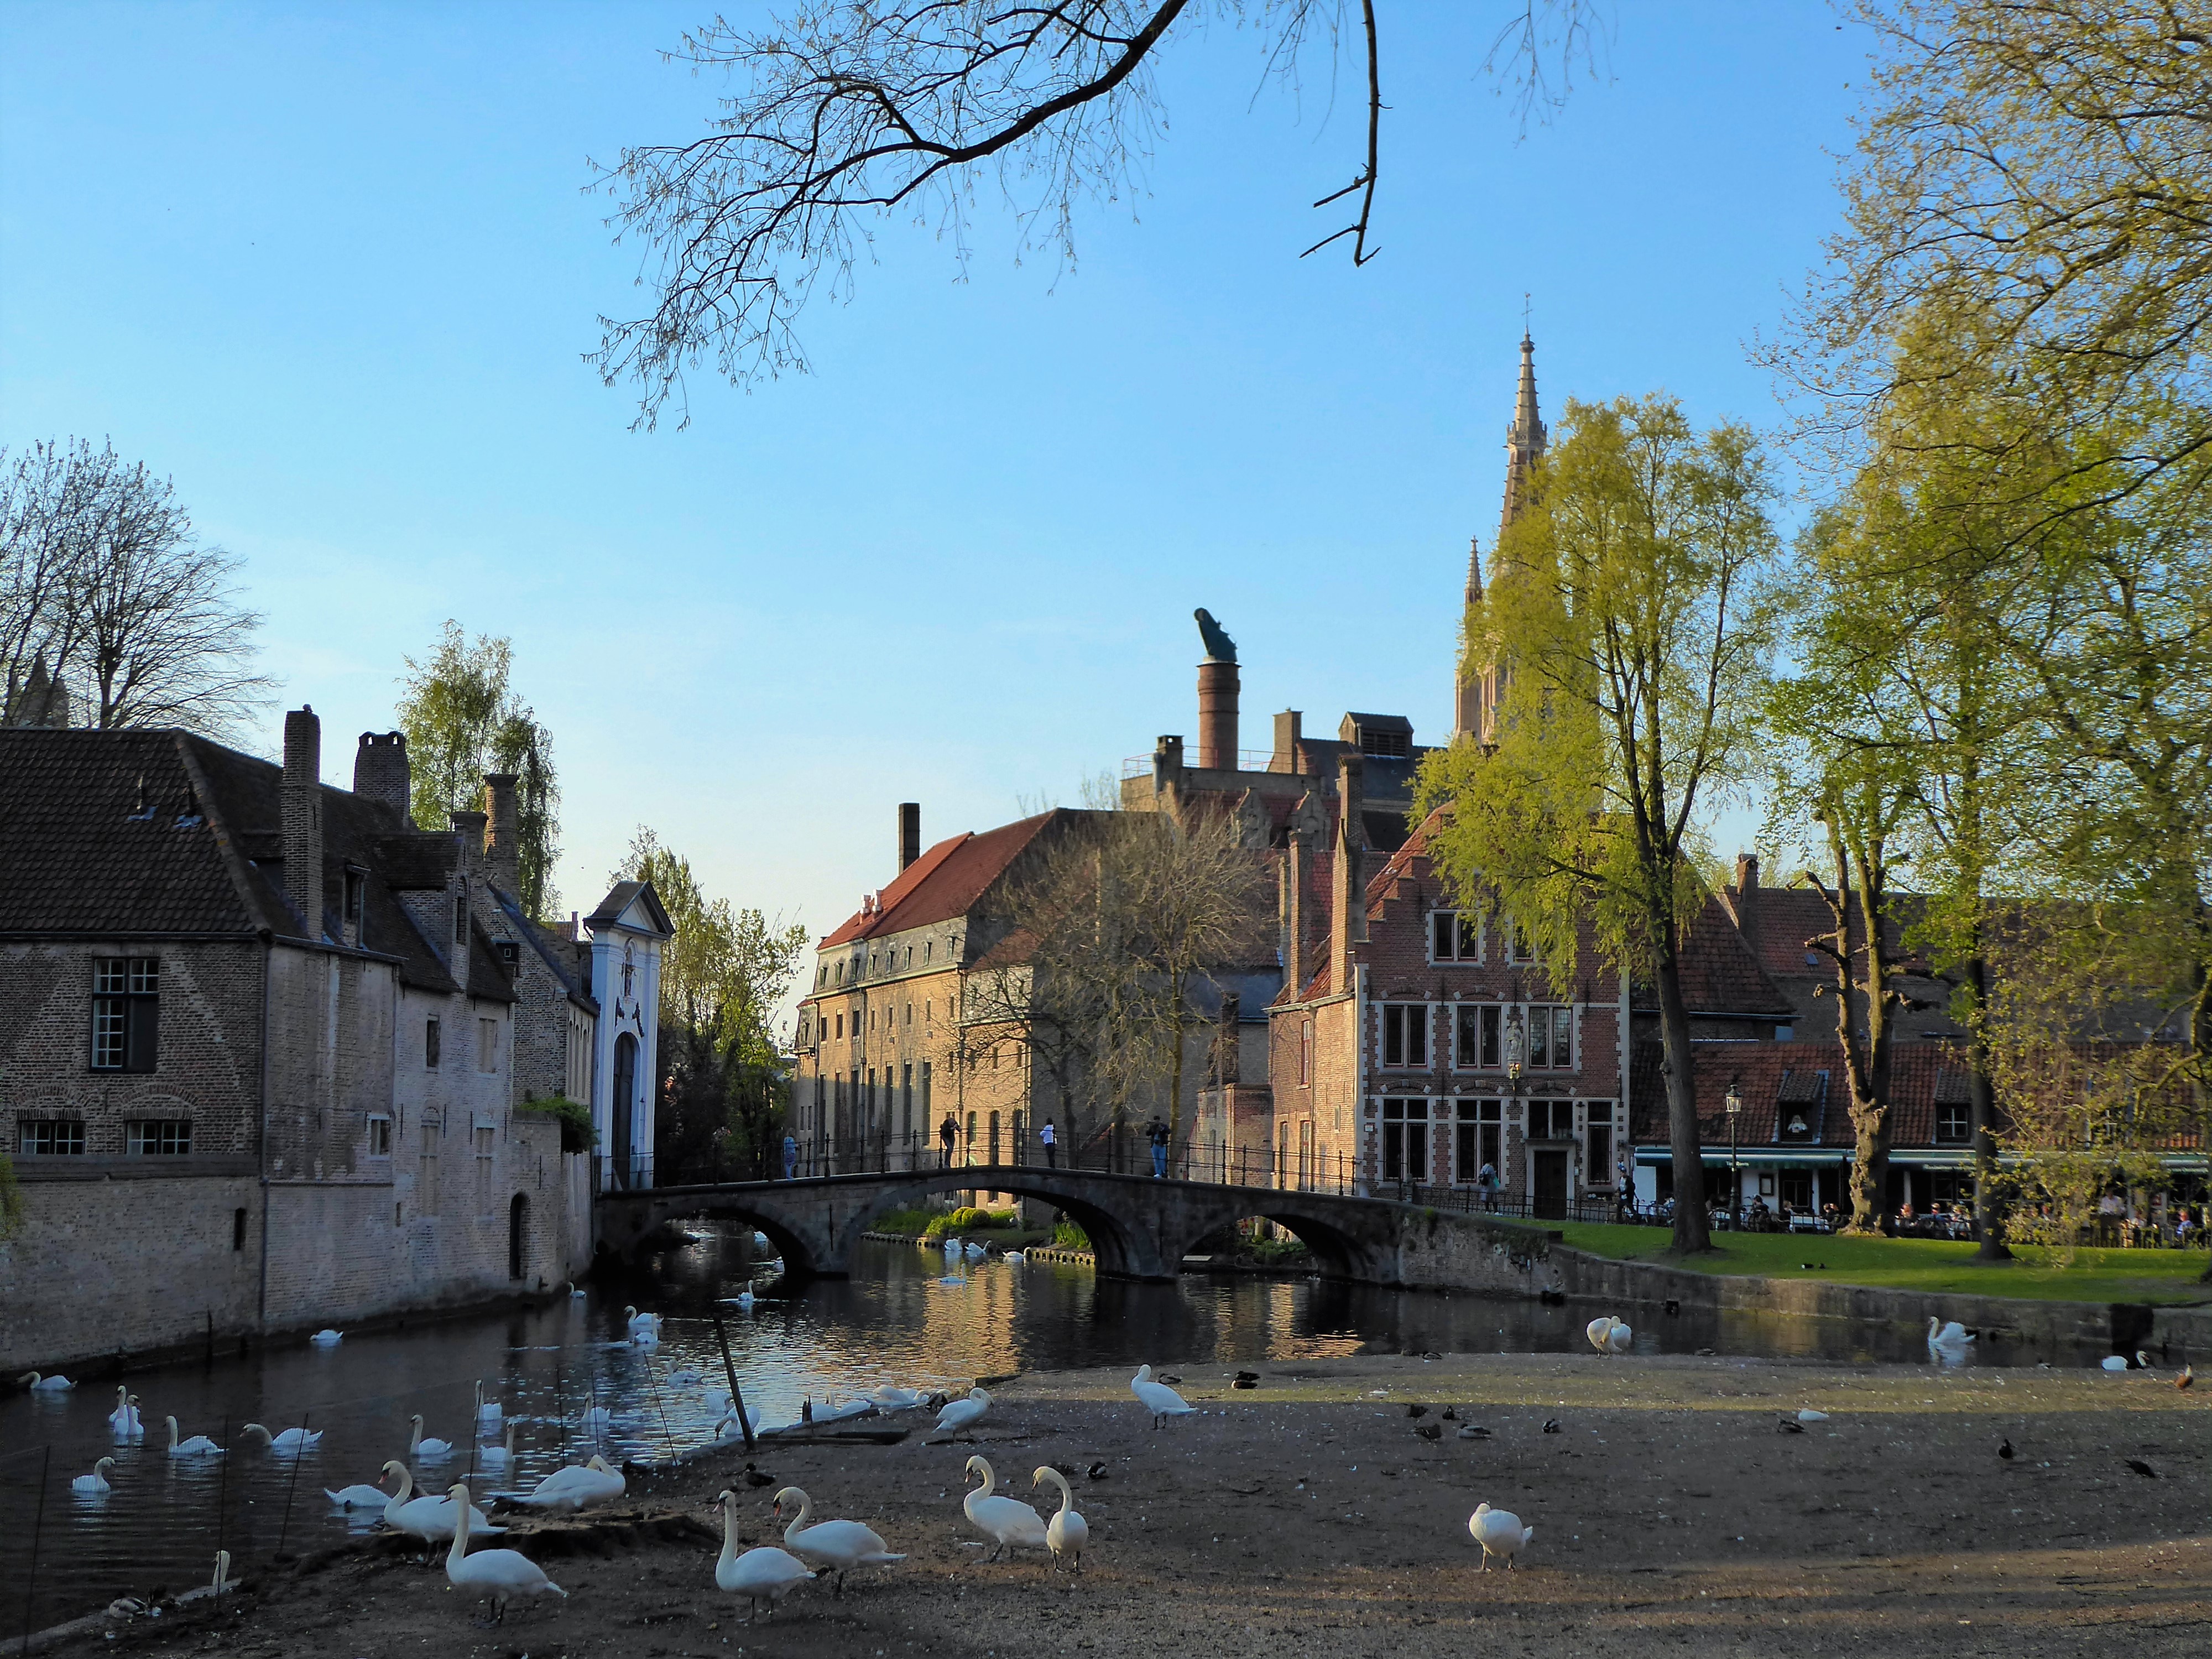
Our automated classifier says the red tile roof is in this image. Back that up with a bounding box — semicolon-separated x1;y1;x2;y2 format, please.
1627;1038;1969;1149
817;810;1113;949
1640;897;1795;1016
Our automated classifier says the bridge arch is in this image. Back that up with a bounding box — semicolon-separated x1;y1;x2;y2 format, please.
831;1170;1155;1280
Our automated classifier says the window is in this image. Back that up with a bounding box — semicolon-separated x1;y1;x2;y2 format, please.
1526;1006;1574;1069
1585;1100;1614;1184
1780;1168;1813;1212
835;1012;843;1039
343;869;366;929
90;957;160;1072
1455;1004;1502;1069
18;1120;85;1156
1300;1019;1314;1087
425;1016;441;1068
233;1207;248;1250
920;1061;932;1117
1934;1099;1971;1144
474;1126;495;1209
1381;1004;1428;1068
1381;1098;1430;1182
904;1002;911;1026
127;1120;192;1155
1454;1099;1503;1183
1429;910;1480;963
901;1064;914;1139
477;1018;499;1073
1508;925;1536;964
367;1115;393;1157
1526;1099;1567;1140
925;940;933;963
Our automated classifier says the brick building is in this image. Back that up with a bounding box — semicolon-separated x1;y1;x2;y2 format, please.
0;709;666;1373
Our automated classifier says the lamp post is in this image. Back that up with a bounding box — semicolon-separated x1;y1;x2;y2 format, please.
1724;1082;1743;1233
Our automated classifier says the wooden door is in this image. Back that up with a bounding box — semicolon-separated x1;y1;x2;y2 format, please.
1533;1149;1568;1220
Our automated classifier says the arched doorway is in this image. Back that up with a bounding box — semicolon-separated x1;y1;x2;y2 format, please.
611;1032;638;1190
508;1193;529;1281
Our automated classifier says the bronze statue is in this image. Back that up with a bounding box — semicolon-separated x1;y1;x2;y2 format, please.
1194;608;1237;664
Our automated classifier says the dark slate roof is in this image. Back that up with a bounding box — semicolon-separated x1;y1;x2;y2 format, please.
586;879;673;937
492;885;596;1011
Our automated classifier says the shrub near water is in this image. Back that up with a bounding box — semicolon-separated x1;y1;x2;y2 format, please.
923;1206;1019;1239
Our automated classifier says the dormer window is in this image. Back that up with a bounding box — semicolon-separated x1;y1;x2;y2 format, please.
1340;712;1413;759
343;869;367;930
496;940;520;967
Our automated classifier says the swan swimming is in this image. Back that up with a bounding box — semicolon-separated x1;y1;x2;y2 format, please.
165;1416;225;1457
934;1386;990;1437
379;1461;499;1546
309;1329;343;1346
774;1486;906;1595
565;1280;587;1298
1003;1250;1027;1265
16;1371;74;1392
444;1481;565;1622
624;1305;663;1336
1032;1466;1088;1570
107;1386;144;1441
480;1420;518;1468
1927;1318;1975;1361
243;1422;324;1452
475;1382;502;1426
961;1456;1049;1561
964;1241;988;1260
732;1288;757;1311
1586;1316;1632;1355
581;1404;613;1435
324;1479;391;1510
713;1489;814;1620
409;1415;456;1460
72;1457;117;1495
1469;1502;1535;1570
1131;1365;1196;1428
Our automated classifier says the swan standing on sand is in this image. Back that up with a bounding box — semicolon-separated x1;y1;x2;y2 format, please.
16;1371;73;1391
243;1422;324;1452
1032;1467;1088;1569
1469;1503;1535;1570
108;1387;144;1440
935;1387;991;1438
1131;1365;1196;1428
961;1456;1049;1562
72;1457;117;1495
165;1416;225;1457
1586;1316;1632;1355
510;1454;625;1512
409;1415;455;1460
713;1489;814;1620
1927;1318;1975;1361
773;1486;906;1595
444;1481;565;1623
380;1461;499;1546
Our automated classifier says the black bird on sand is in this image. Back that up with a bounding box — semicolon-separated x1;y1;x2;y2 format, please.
1997;1439;2015;1460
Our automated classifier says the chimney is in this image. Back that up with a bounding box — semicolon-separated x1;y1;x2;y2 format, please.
898;802;921;873
448;807;486;986
1330;753;1368;985
1197;658;1240;770
281;706;324;939
1735;851;1760;895
353;731;412;826
1271;709;1302;774
483;774;520;896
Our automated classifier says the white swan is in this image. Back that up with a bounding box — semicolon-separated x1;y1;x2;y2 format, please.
1927;1318;1975;1360
1469;1502;1535;1570
475;1382;502;1426
581;1404;613;1435
1131;1365;1195;1428
165;1416;225;1457
1032;1466;1088;1570
624;1305;663;1336
714;1489;814;1620
243;1422;324;1452
511;1454;625;1512
16;1371;74;1392
705;1387;734;1418
480;1420;517;1468
666;1368;705;1387
566;1280;587;1298
964;1241;988;1260
774;1485;906;1595
324;1479;390;1510
444;1481;565;1622
733;1288;758;1311
1004;1250;1027;1265
1586;1316;1632;1354
379;1461;499;1545
632;1327;662;1349
409;1415;455;1460
210;1551;234;1595
107;1387;144;1440
870;1385;924;1411
962;1456;1049;1561
934;1387;990;1437
943;1237;963;1255
309;1329;343;1346
2100;1352;2152;1373
72;1457;117;1495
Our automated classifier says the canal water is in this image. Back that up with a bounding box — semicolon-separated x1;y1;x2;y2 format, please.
0;1229;2032;1634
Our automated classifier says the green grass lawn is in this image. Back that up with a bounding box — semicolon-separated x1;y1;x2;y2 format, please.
1556;1221;2212;1305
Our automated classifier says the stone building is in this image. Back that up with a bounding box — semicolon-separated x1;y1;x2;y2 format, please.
0;709;665;1374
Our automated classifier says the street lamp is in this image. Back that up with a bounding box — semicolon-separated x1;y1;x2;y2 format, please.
1724;1081;1743;1232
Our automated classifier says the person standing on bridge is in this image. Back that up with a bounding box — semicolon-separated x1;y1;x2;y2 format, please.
1039;1118;1058;1169
1146;1115;1170;1179
782;1132;799;1181
940;1112;958;1170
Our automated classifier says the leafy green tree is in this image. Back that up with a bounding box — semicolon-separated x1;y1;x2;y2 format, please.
395;621;561;919
1416;394;1783;1256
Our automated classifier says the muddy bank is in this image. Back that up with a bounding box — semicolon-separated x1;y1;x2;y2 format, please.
44;1350;2210;1659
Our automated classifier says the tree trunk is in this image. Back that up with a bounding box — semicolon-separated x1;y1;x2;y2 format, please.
1655;947;1712;1255
1965;952;2012;1261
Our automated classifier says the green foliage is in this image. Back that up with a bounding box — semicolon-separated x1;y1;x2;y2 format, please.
395;620;561;919
1051;1217;1090;1250
519;1093;594;1154
869;1205;946;1237
0;1149;23;1239
923;1206;1019;1239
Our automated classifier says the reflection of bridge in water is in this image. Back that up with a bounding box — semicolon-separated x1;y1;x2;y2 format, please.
594;1165;1554;1288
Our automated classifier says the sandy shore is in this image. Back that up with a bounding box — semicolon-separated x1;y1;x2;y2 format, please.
51;1350;2210;1659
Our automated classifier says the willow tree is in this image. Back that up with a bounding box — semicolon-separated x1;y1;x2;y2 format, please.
1417;394;1782;1257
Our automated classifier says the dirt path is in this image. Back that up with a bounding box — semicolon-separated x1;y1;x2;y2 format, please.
54;1352;2210;1659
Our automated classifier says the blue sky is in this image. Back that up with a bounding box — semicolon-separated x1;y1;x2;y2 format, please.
3;3;1864;1020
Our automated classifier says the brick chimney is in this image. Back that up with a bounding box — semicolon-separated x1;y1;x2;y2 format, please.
1197;659;1240;770
353;731;411;826
483;774;520;897
281;706;324;939
1271;709;1302;774
1735;851;1759;895
448;807;485;987
898;802;921;873
1330;753;1368;985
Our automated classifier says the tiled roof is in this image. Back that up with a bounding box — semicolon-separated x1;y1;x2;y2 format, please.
818;810;1113;950
586;880;672;936
1626;1038;1968;1150
493;886;596;1011
1636;897;1794;1016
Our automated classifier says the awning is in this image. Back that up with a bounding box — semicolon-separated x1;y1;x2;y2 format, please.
1634;1147;1850;1167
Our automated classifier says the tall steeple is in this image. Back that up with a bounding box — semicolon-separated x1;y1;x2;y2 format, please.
1498;330;1546;545
1452;536;1484;742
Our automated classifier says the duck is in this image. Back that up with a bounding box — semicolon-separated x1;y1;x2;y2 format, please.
713;1489;814;1620
510;1454;625;1512
379;1461;499;1546
1927;1318;1975;1360
961;1455;1049;1561
242;1422;324;1452
869;1385;924;1411
480;1419;518;1468
1032;1466;1088;1570
1469;1502;1535;1570
16;1371;73;1392
107;1387;144;1441
443;1481;565;1623
324;1478;392;1510
773;1485;906;1595
409;1415;455;1460
475;1382;503;1426
1585;1316;1632;1355
72;1457;117;1495
309;1328;343;1347
165;1416;225;1457
1130;1365;1196;1428
934;1387;991;1437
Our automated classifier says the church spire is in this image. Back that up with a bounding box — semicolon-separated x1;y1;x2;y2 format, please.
1452;535;1484;742
1498;330;1546;545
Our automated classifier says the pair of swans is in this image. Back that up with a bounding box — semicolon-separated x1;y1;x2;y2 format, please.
1131;1365;1195;1428
380;1462;500;1547
444;1481;565;1622
1469;1502;1535;1569
714;1490;813;1620
1585;1316;1633;1355
243;1422;323;1452
772;1486;906;1594
108;1387;144;1441
961;1457;1086;1568
16;1370;73;1392
935;1386;991;1437
510;1454;625;1512
1927;1318;1976;1361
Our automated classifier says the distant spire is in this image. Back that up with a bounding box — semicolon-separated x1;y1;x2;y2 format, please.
1498;331;1546;545
1452;535;1485;744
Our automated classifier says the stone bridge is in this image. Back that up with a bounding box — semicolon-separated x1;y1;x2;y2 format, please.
594;1165;1558;1291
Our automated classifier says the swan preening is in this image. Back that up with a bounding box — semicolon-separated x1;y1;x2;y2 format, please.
1032;1466;1088;1570
1131;1365;1195;1428
509;1454;625;1512
243;1422;324;1452
166;1416;225;1457
715;1490;814;1620
409;1414;455;1459
1469;1503;1535;1570
774;1486;905;1595
1585;1316;1632;1355
445;1481;565;1622
380;1461;499;1546
962;1457;1049;1561
870;1385;924;1411
72;1457;117;1495
309;1329;343;1347
935;1387;990;1437
17;1371;73;1391
1927;1318;1975;1361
